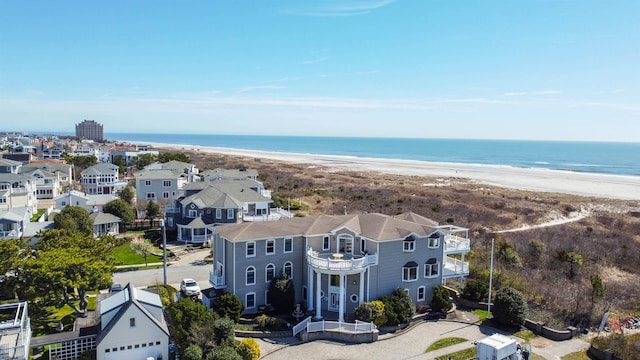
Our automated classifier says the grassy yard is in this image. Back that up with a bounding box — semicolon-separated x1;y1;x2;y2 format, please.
514;329;537;342
34;296;98;336
435;347;475;360
111;242;163;265
426;337;468;352
473;309;489;322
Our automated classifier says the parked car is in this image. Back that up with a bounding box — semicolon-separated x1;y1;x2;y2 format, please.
109;283;123;293
180;278;201;296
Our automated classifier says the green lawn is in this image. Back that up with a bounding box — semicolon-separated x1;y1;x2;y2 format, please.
514;329;537;342
435;347;475;360
561;351;590;360
473;309;489;322
111;242;163;265
426;337;468;352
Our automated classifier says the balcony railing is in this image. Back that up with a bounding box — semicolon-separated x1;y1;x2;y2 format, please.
209;271;226;289
306;249;377;273
443;256;469;278
443;234;470;253
0;230;19;238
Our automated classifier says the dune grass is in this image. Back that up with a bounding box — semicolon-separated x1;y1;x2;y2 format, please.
426;337;468;352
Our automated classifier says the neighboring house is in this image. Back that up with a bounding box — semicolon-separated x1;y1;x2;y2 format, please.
144;160;200;183
110;147;159;166
200;167;259;182
96;284;169;360
54;190;117;212
169;180;272;243
42;146;65;160
1;152;34;163
0;174;38;212
90;212;121;237
0;158;23;174
134;169;188;204
0;301;31;360
209;212;470;322
21;161;74;187
80;163;127;195
0;207;31;239
20;167;62;200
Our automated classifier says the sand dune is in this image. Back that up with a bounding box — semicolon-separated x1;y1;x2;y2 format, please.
150;142;640;201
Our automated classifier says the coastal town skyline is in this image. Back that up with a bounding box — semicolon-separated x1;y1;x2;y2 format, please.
1;1;638;142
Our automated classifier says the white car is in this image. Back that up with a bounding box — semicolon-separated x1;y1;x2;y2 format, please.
180;278;201;296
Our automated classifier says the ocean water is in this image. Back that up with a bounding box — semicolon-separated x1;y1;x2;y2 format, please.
106;133;640;177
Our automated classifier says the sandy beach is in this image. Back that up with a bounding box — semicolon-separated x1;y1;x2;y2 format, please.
142;141;640;201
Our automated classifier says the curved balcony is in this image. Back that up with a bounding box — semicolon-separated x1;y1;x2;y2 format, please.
306;249;377;275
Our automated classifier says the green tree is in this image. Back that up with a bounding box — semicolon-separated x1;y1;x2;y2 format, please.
0;239;24;299
213;293;245;323
103;198;135;227
235;338;260;360
354;300;387;326
431;285;453;313
146;200;161;222
462;278;489;302
590;274;605;310
268;273;295;313
158;152;192;163
112;155;127;174
118;185;135;205
562;251;584;278
133;153;158;169
17;230;116;315
130;238;155;267
166;297;215;352
492;287;527;326
213;317;236;347
54;206;94;235
182;344;203;360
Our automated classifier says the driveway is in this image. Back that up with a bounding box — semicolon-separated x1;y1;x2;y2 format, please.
249;312;590;360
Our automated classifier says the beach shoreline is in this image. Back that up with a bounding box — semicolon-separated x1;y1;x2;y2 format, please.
123;140;640;201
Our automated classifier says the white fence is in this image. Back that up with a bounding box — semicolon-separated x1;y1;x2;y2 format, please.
293;318;376;336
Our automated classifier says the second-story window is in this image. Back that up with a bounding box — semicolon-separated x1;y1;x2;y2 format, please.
188;210;197;218
403;237;415;252
402;261;418;282
266;239;275;255
284;238;293;253
428;233;440;248
283;261;293;278
265;263;275;282
163;180;172;187
215;209;222;219
323;236;330;250
246;241;255;257
145;180;151;186
246;266;255;285
424;258;439;278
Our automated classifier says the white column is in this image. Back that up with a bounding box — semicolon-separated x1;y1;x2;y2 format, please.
359;271;365;305
315;271;322;319
339;274;345;323
308;267;314;311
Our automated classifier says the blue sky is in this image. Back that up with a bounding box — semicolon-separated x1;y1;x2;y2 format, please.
1;0;638;141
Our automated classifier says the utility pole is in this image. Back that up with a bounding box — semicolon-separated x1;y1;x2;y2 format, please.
160;219;167;285
487;237;494;319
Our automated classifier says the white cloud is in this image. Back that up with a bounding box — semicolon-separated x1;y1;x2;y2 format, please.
300;57;329;65
502;90;561;97
283;0;395;17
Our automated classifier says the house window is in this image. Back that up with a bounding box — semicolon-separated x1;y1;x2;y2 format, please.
227;209;234;219
424;258;440;278
350;294;359;303
215;209;222;219
188;209;197;218
360;238;366;253
129;317;136;327
246;242;256;257
146;193;155;200
402;261;418;282
417;286;426;302
145;180;151;186
323;236;330;250
266;290;272;305
284;238;293;253
338;235;353;253
265;263;276;282
246;292;256;308
266;239;275;255
283;261;293;279
303;286;307;301
163;191;170;199
0;198;6;204
429;233;440;248
403;236;415;252
246;266;255;285
163;180;172;187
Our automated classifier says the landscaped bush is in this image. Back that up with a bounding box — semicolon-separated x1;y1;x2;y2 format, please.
235;338;261;360
205;345;242;360
213;293;245;322
462;278;489;302
493;287;527;326
213;317;236;347
268;273;295;313
255;314;288;330
354;300;387;326
431;285;453;313
182;344;203;360
379;288;415;326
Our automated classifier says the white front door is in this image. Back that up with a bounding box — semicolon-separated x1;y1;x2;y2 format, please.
328;288;340;312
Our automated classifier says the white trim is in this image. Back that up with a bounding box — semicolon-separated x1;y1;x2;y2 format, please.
246;266;256;286
265;263;275;283
246;241;256;257
266;239;275;255
283;261;293;279
284;237;293;253
402;265;418;282
245;292;256;309
417;286;426;302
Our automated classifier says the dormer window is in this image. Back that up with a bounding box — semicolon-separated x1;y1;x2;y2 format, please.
403;236;415;252
428;233;440;248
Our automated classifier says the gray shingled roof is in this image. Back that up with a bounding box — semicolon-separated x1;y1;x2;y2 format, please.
215;212;444;242
90;211;121;225
200;168;258;179
180;180;271;208
0;158;23;166
81;163;119;176
134;168;183;180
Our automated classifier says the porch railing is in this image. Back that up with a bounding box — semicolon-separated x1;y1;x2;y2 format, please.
209;271;226;288
305;320;376;334
443;256;469;278
292;316;312;336
443;234;470;252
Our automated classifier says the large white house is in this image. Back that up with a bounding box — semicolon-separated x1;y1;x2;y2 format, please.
80;163;127;195
0;174;38;212
209;212;470;322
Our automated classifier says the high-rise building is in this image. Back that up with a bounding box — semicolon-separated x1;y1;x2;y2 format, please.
75;119;104;142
